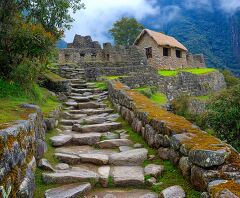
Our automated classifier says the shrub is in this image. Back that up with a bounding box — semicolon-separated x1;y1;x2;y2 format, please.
203;85;240;150
10;58;46;87
221;70;240;88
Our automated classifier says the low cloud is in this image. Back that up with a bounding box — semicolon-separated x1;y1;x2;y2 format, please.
64;0;160;43
64;0;240;43
219;0;240;13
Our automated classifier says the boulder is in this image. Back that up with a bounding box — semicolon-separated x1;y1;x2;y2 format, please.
158;147;170;160
179;157;192;179
44;183;91;198
189;148;230;168
144;164;164;177
190;165;220;191
38;159;54;172
160;185;185;198
145;177;157;187
109;148;148;166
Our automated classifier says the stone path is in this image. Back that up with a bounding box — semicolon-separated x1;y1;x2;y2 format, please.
41;69;185;198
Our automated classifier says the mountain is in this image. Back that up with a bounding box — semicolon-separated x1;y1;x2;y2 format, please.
143;0;240;75
56;39;67;48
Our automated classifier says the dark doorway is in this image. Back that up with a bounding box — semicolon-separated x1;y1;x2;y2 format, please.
145;47;152;59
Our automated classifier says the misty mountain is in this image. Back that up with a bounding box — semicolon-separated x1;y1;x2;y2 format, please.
143;0;240;74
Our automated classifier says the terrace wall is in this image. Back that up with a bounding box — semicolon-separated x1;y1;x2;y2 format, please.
0;106;46;198
108;80;240;197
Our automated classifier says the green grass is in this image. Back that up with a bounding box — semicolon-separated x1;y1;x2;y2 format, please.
158;68;217;76
194;95;210;101
0;79;60;126
150;93;168;105
134;87;168;106
94;82;108;91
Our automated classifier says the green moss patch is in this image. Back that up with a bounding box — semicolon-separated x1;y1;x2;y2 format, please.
150;93;168;105
158;68;217;76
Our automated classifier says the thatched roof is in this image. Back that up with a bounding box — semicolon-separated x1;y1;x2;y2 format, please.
134;29;188;51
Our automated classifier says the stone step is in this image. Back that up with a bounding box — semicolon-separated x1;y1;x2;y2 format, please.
70;96;95;102
59;119;78;126
64;101;78;107
81;116;108;125
69;108;113;116
70;78;86;83
71;88;101;94
55;153;81;164
109;148;148;166
76;102;106;109
88;189;158;198
73;122;122;133
72;133;102;145
97;139;133;149
111;166;145;187
44;183;91;198
71;84;88;89
78;153;109;165
42;170;99;184
55;152;109;166
50;135;72;147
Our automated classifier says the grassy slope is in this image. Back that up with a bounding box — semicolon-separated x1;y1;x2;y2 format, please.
158;68;217;76
0;79;60;126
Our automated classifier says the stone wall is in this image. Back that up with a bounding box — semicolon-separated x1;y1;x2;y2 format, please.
120;71;226;100
58;35;147;66
0;105;46;198
108;80;240;197
135;33;205;69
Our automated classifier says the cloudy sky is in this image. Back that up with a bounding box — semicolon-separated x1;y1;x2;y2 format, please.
64;0;240;43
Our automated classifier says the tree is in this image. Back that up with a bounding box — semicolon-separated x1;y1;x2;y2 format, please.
109;17;144;46
0;0;84;83
22;0;85;39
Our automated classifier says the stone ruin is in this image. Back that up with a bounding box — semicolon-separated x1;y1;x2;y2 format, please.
58;34;147;66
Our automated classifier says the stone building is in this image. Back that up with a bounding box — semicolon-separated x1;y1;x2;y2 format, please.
58;34;147;66
133;29;205;69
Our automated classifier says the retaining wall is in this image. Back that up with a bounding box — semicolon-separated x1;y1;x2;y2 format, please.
0;105;46;198
108;80;240;197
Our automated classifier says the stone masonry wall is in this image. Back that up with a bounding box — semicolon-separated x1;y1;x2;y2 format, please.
108;80;240;197
0;106;46;198
120;71;226;100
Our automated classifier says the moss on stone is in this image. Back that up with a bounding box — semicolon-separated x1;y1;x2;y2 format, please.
210;180;240;197
112;81;233;153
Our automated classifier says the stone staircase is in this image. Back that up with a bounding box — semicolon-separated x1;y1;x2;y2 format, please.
40;68;167;198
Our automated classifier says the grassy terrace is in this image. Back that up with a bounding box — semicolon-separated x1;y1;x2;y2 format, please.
158;68;217;76
0;79;60;128
134;87;168;106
